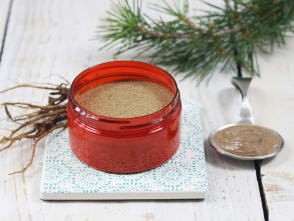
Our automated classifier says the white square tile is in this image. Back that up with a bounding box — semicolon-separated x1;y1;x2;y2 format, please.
40;99;207;200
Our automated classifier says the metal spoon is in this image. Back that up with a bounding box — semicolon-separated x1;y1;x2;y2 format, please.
208;77;284;160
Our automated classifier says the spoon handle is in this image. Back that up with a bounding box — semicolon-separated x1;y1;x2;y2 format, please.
231;77;255;125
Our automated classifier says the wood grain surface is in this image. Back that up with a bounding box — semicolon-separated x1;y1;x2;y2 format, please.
251;38;294;221
1;0;292;220
0;0;11;58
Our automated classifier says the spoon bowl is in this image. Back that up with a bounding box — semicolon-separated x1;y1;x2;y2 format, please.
208;123;284;160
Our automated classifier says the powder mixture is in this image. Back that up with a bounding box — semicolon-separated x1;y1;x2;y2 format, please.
212;125;282;157
75;80;174;118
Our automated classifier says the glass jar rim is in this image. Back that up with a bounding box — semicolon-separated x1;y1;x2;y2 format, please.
68;60;180;126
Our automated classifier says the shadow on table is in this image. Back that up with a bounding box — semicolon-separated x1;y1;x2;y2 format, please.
216;87;241;125
43;198;204;204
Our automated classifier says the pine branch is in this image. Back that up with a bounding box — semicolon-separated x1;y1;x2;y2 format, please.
97;0;294;81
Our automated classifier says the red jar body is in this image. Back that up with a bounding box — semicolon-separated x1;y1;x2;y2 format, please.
67;61;181;173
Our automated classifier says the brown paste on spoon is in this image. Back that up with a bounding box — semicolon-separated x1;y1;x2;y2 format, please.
212;125;282;157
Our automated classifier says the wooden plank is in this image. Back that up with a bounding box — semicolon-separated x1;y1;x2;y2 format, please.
0;0;264;220
251;37;294;221
0;0;10;58
178;74;264;220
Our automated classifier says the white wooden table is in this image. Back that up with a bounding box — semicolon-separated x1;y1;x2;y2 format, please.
0;1;293;220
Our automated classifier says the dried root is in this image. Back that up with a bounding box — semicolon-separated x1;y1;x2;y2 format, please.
0;82;69;174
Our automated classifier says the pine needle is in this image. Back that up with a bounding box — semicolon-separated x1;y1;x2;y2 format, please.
97;0;294;81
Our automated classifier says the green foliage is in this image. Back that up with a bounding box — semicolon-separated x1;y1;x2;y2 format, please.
96;0;294;81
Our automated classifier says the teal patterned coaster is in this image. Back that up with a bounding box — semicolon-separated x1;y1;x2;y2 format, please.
40;99;207;200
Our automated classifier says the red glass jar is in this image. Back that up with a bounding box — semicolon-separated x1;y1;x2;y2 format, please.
67;61;181;173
